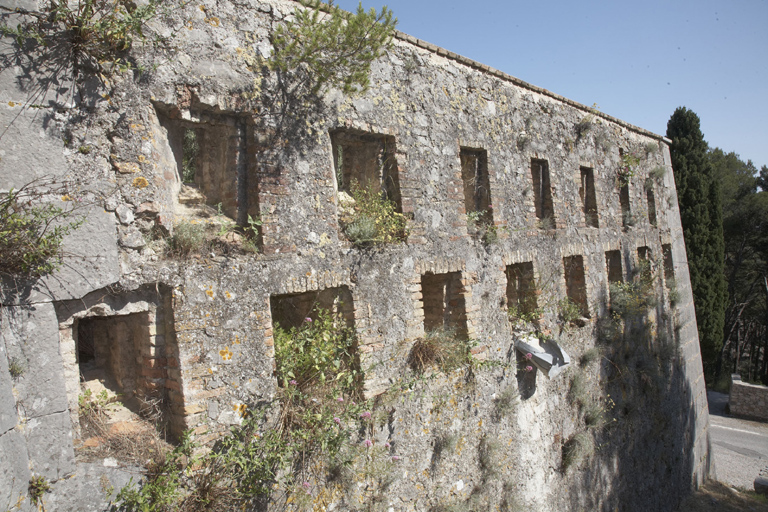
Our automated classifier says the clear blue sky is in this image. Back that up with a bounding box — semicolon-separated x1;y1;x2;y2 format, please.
335;0;768;169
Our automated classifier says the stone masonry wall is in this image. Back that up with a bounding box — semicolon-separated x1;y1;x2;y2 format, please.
0;0;711;510
729;374;768;421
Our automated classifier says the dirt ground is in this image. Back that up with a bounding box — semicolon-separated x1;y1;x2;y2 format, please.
676;480;768;512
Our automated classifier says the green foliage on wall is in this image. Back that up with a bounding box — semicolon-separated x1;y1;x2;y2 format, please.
341;185;407;246
0;183;83;278
0;0;159;72
609;260;657;318
115;308;394;510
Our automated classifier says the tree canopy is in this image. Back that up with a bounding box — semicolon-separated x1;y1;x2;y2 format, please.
270;0;397;96
666;107;727;379
710;148;768;384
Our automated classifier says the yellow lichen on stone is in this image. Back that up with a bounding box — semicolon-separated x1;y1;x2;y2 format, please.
132;176;149;189
117;162;141;174
219;347;233;361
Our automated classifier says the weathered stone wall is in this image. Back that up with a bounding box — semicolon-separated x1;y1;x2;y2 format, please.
0;0;711;509
729;374;768;421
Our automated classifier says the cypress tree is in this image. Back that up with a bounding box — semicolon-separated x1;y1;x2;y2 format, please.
666;107;727;379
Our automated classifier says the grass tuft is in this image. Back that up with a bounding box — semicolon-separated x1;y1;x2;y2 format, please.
579;348;601;367
568;373;590;408
408;328;473;374
8;357;25;379
167;221;207;256
493;385;518;421
562;432;594;471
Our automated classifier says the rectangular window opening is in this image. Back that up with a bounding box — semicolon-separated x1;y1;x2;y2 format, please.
662;244;674;282
461;148;493;225
605;250;623;284
647;188;657;226
270;287;355;332
580;167;599;228
158;110;260;245
618;149;632;229
563;255;589;317
620;183;632;228
181;128;199;185
74;307;182;437
506;262;539;323
531;159;555;227
421;271;468;339
77;314;150;398
331;129;402;211
269;287;358;389
635;246;655;285
637;246;651;263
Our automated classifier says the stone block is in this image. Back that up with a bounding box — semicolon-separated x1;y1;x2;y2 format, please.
755;476;768;495
0;206;119;304
165;379;181;391
0;429;29;510
0;304;69;419
0;339;18;435
25;411;76;481
184;403;206;415
43;461;139;512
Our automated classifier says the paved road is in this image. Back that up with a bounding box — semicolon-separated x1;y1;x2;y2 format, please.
707;390;768;490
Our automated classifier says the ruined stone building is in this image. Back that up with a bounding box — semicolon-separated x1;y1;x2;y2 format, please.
0;0;711;510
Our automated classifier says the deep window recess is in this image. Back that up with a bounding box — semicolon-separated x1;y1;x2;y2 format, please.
580;167;599;228
77;314;148;398
460;148;493;225
181;128;199;184
74;309;181;435
646;188;657;226
269;287;358;391
270;287;355;332
506;262;538;321
618;150;632;229
563;255;589;317
159;111;257;230
662;244;674;282
331;129;401;210
421;271;468;339
605;250;623;284
531;159;555;227
620;182;632;228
